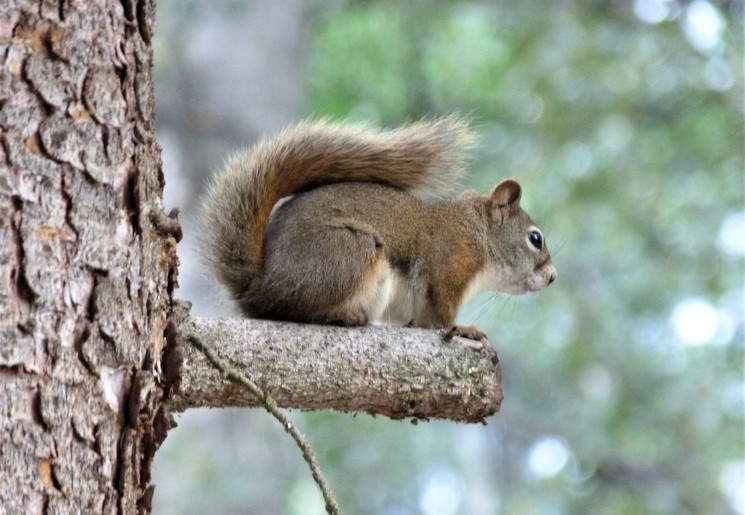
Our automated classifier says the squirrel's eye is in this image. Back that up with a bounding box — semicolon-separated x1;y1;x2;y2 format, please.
528;230;543;250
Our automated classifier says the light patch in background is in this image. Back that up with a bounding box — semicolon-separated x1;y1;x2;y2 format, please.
704;57;735;91
579;365;617;401
721;381;745;419
597;115;634;159
634;0;676;24
560;141;594;179
720;460;745;515
683;0;724;53
157;129;188;210
419;466;465;515
288;478;325;515
527;436;570;479
718;211;745;256
669;297;736;346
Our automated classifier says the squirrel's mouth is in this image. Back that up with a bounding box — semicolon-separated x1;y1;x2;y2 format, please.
504;265;557;295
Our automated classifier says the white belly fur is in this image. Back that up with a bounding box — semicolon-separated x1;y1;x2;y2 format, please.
350;261;418;326
357;260;498;327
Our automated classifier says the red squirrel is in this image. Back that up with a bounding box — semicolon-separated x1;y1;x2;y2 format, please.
201;117;556;341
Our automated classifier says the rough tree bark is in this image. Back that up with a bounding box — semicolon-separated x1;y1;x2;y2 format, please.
0;1;503;513
0;0;178;512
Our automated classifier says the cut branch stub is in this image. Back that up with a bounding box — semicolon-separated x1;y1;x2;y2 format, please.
173;316;503;423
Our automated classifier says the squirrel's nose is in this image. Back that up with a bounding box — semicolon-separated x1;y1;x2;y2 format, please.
546;265;557;286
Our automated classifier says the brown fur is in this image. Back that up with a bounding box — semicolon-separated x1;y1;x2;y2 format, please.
200;117;556;333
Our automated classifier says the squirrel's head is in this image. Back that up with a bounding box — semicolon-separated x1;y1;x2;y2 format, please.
478;179;557;295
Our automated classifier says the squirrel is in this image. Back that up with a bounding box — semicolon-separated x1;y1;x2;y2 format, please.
200;116;557;341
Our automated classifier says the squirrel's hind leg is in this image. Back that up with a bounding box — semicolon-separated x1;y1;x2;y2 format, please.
260;219;393;326
315;220;395;326
323;250;394;326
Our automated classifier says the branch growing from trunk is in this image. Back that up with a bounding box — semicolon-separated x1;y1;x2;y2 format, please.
172;315;502;423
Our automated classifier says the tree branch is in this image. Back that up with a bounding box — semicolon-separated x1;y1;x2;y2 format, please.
172;316;502;423
183;330;342;515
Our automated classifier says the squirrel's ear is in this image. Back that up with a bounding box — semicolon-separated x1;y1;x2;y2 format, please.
491;179;522;208
489;179;522;225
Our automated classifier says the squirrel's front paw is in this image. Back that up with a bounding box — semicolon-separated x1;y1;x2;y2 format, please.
450;324;488;341
447;325;490;351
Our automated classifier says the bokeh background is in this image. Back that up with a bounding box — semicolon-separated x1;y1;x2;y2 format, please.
151;1;744;514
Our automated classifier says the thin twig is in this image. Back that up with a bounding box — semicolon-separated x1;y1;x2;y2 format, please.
185;333;342;515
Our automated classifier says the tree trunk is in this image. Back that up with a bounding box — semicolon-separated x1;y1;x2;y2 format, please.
0;0;177;513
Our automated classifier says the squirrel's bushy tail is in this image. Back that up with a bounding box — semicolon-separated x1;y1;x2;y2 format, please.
201;116;473;301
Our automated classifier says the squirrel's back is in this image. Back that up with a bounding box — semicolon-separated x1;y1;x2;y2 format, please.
201;116;473;307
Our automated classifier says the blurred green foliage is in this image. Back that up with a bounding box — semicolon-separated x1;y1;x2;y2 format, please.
302;1;744;514
154;1;744;514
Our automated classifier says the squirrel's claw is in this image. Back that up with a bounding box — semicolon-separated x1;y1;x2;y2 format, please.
446;325;490;351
